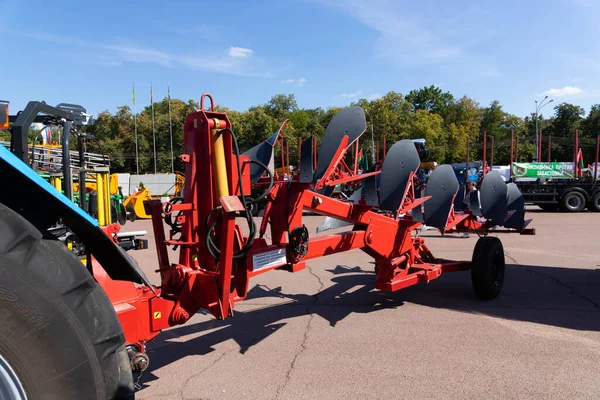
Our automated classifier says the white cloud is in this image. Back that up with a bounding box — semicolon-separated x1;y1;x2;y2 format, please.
281;77;306;86
541;86;584;97
340;91;362;98
228;47;253;57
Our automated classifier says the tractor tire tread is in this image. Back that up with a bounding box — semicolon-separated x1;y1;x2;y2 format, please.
0;203;134;399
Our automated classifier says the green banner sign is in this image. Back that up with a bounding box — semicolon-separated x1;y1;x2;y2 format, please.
511;162;575;178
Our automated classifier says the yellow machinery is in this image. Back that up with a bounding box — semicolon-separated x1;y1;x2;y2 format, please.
95;167;112;225
123;188;152;219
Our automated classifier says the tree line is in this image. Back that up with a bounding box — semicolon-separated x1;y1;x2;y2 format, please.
86;86;600;173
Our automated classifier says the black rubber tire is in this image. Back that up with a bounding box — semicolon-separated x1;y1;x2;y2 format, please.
588;192;600;212
561;191;586;212
538;204;559;212
0;203;134;400
471;236;505;299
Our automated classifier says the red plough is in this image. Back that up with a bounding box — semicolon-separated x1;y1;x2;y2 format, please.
94;96;533;375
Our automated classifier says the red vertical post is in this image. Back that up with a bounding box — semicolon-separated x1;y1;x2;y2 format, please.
280;140;285;176
482;131;487;176
509;130;514;179
285;140;289;174
354;140;359;174
595;135;599;181
383;136;387;158
547;135;552;162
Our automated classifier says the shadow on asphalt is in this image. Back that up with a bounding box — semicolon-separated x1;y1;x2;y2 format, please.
140;263;600;386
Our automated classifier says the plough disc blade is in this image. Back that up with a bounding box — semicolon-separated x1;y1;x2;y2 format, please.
379;140;420;212
243;122;287;183
243;142;274;183
313;107;366;183
423;164;459;231
480;171;508;225
503;182;526;230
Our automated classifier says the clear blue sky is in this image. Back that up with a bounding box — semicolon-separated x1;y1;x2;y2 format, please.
3;0;599;119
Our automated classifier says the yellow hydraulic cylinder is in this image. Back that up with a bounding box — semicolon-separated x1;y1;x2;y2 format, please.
96;172;106;225
211;119;229;201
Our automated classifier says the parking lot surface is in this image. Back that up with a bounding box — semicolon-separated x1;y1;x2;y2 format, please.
128;208;600;400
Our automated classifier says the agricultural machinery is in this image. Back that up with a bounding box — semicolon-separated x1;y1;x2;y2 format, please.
0;94;532;399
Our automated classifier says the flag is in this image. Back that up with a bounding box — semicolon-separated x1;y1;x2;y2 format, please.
577;148;584;177
167;82;171;101
150;82;153;103
132;83;135;106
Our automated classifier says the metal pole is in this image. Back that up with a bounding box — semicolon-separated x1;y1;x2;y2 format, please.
134;109;139;174
151;82;156;174
168;83;174;174
547;135;551;162
515;136;519;163
535;100;538;161
376;140;379;162
62;121;72;200
285;140;289;173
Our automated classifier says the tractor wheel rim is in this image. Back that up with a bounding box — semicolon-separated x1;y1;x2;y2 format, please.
568;196;582;209
0;353;27;400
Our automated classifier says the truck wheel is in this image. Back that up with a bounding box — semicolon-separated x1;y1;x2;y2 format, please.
589;192;600;212
0;204;134;400
561;191;585;212
471;236;505;299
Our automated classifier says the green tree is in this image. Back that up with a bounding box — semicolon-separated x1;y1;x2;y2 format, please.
406;85;454;116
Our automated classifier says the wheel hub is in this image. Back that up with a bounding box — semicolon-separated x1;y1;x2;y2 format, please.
0;353;27;400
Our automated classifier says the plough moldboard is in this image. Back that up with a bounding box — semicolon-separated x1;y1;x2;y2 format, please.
96;95;534;371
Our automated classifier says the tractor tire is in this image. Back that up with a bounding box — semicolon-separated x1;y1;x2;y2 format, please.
471;236;505;300
0;203;134;400
538;204;559;212
588;192;600;212
560;191;586;212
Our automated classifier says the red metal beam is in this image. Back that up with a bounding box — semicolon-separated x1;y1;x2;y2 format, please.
383;136;387;158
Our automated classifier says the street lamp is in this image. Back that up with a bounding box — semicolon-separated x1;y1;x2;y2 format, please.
535;96;553;160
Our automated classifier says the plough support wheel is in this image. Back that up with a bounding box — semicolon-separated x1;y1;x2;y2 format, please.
471;236;505;299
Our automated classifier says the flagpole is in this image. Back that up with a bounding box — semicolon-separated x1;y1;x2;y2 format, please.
151;82;156;174
133;83;139;174
168;82;174;174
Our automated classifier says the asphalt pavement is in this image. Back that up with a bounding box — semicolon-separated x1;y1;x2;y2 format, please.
127;207;600;400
